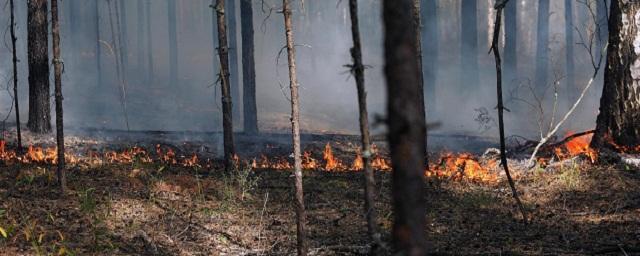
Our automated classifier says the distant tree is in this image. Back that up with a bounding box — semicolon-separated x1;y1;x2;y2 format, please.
94;0;103;88
282;0;307;254
137;0;145;73
383;0;428;254
504;0;517;85
241;0;258;134
461;0;478;90
596;0;610;64
347;0;381;252
27;0;52;134
535;0;550;91
146;0;154;84
422;0;437;117
118;0;129;79
214;0;236;171
591;0;640;149
168;0;178;87
565;0;575;104
227;0;241;125
51;0;66;193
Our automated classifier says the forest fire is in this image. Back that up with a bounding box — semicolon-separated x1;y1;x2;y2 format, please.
554;132;598;163
426;153;499;183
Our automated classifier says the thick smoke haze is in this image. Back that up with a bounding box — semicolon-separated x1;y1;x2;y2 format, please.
0;0;606;142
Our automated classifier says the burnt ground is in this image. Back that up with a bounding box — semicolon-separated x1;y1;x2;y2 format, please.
0;130;639;255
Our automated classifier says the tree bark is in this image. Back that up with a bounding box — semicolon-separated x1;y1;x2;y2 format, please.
348;0;380;252
10;0;22;150
504;0;517;85
383;0;427;254
565;0;575;105
215;0;236;171
282;0;307;254
461;0;478;90
27;0;51;134
168;0;178;87
241;0;258;134
412;0;427;161
422;0;437;117
535;0;550;91
51;0;66;193
227;0;241;126
592;0;640;149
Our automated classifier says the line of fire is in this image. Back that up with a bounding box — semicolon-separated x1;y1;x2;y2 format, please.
0;0;639;255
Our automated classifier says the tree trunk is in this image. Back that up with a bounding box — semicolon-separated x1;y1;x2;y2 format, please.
118;0;129;80
565;0;575;105
146;0;154;85
596;0;610;63
27;0;51;134
241;0;258;134
535;0;550;91
504;0;517;85
422;0;437;117
95;0;103;89
282;0;307;254
168;0;178;87
227;0;241;126
215;0;236;171
348;0;380;252
461;0;478;90
412;0;427;160
10;0;22;150
383;0;427;254
592;0;640;149
137;0;145;72
51;0;66;193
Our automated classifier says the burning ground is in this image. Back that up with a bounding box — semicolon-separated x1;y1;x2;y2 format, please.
0;129;639;255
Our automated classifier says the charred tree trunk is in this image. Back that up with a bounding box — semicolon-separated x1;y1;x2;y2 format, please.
10;0;22;150
348;0;380;252
412;0;427;160
51;0;66;193
227;0;241;126
461;0;478;90
282;0;307;254
215;0;236;171
241;0;258;134
27;0;51;134
535;0;550;91
504;0;517;85
592;0;640;149
565;0;575;104
168;0;178;87
383;0;427;254
423;0;437;117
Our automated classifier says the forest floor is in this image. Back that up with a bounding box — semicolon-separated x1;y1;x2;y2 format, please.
0;132;639;255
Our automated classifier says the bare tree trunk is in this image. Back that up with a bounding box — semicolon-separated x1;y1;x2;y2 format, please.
10;0;22;150
168;0;178;87
282;0;307;254
137;0;145;72
109;0;130;131
146;0;154;85
51;0;66;193
423;0;437;117
412;0;427;160
348;0;380;252
241;0;258;134
535;0;550;91
95;0;103;89
565;0;575;105
461;0;478;90
27;0;51;134
490;0;527;223
215;0;236;171
504;0;517;85
118;0;129;80
227;0;241;126
383;0;427;254
592;0;640;149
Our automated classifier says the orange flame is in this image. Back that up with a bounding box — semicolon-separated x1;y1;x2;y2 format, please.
426;153;498;183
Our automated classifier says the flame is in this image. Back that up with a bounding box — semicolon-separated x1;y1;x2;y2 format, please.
351;152;364;170
554;132;598;163
302;151;318;169
426;153;498;183
323;143;346;171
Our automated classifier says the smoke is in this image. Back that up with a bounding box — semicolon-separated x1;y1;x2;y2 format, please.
0;0;606;144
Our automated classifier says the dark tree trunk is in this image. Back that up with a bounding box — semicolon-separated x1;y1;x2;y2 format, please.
412;0;427;160
422;0;437;117
565;0;575;105
504;0;517;85
348;0;380;252
27;0;51;134
282;0;307;254
51;0;66;193
227;0;241;126
241;0;258;134
535;0;550;91
118;0;129;79
592;0;640;149
10;0;22;150
383;0;427;254
596;0;610;63
215;0;236;171
461;0;478;90
168;0;178;87
146;0;154;84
